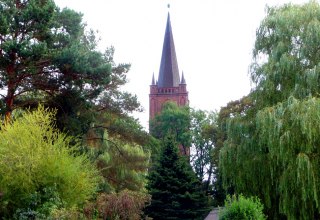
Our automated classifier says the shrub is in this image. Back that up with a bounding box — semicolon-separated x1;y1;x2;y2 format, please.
0;106;99;218
219;195;266;220
84;190;151;220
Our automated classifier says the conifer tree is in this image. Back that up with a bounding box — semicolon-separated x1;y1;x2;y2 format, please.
0;0;112;121
145;137;210;220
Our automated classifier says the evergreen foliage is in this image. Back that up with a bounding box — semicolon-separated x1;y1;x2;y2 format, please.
50;46;142;138
0;106;98;218
96;138;150;193
0;0;112;122
145;137;210;220
79;118;152;219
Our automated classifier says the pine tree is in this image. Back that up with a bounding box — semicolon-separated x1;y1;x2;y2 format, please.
145;137;210;220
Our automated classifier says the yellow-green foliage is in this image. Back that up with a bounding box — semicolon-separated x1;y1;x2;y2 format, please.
219;195;266;220
0;106;99;215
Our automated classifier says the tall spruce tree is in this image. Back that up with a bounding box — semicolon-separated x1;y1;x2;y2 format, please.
145;137;210;220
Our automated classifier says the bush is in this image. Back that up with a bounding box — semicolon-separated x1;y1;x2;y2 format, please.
0;106;99;218
83;190;151;220
219;195;266;220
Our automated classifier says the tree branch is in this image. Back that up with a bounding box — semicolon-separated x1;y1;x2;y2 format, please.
84;137;128;160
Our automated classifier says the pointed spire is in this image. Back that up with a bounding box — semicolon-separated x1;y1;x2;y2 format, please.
151;72;156;85
157;12;180;87
180;71;186;84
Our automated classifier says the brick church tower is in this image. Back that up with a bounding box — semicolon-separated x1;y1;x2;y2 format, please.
149;12;189;122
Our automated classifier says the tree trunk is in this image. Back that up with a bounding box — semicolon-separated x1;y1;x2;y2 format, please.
5;64;15;123
206;162;213;195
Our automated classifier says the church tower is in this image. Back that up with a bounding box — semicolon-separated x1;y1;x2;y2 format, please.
149;12;189;121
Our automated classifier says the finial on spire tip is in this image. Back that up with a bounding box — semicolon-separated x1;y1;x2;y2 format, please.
167;4;170;9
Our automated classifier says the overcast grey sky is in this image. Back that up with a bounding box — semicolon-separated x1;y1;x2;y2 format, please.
55;0;309;129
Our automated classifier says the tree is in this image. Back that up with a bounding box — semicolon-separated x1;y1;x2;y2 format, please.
77;109;154;220
0;0;112;121
80;104;155;219
48;46;140;138
0;1;155;219
255;97;320;220
96;137;150;193
190;109;217;195
150;101;191;155
215;95;253;204
150;103;221;200
78;74;156;218
220;1;320;219
0;106;98;219
145;137;210;220
251;0;320;107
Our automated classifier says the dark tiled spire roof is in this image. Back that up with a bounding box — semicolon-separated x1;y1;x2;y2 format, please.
157;12;180;87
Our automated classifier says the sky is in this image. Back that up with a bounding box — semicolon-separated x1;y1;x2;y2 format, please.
54;0;309;129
